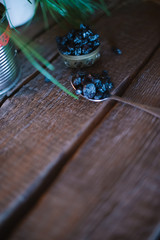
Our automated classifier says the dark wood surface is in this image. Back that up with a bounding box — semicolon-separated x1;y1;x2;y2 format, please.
0;1;160;239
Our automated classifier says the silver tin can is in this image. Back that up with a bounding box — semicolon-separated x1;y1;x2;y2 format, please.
0;3;20;95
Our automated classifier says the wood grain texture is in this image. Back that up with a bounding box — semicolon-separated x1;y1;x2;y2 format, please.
0;1;160;237
10;47;160;240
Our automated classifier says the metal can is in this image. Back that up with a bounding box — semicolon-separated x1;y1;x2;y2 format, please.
0;3;20;95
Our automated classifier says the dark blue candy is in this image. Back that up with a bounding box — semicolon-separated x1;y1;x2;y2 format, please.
67;31;73;40
112;47;122;55
73;77;82;86
76;89;83;95
61;36;68;45
98;84;107;93
92;79;102;88
108;82;113;89
75;47;82;56
93;41;100;47
94;92;103;100
62;50;71;55
45;77;50;83
80;24;88;30
89;34;99;41
74;36;82;44
83;83;96;99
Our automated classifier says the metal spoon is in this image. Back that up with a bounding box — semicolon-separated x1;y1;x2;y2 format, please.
71;79;160;119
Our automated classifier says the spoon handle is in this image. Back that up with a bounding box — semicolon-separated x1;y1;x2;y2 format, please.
110;95;160;119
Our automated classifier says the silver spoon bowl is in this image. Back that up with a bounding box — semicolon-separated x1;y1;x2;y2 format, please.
71;79;160;119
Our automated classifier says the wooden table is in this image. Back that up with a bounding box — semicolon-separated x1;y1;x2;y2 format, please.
0;1;160;239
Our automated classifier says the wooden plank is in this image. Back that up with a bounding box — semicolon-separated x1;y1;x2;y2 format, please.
0;1;160;236
9;47;160;240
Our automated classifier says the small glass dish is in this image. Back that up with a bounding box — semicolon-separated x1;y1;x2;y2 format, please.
58;46;100;68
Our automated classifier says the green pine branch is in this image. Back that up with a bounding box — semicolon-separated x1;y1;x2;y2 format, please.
33;0;110;27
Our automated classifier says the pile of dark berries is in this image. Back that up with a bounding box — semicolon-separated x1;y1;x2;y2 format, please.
72;70;113;100
56;24;100;56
